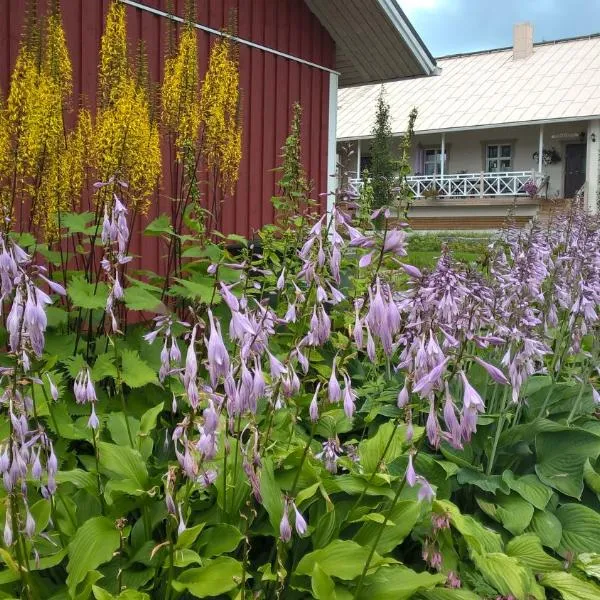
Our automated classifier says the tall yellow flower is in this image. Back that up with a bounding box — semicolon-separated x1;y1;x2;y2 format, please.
0;98;11;226
94;79;161;214
200;36;242;194
162;25;200;153
99;1;129;107
43;11;72;99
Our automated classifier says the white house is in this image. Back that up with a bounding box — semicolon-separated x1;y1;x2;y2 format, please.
337;24;600;229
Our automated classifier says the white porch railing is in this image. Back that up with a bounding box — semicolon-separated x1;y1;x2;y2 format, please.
349;170;545;199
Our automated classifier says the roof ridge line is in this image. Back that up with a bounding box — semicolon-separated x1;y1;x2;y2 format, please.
436;31;600;61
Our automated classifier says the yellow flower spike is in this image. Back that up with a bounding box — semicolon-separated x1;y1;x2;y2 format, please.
162;25;201;154
99;1;129;108
43;11;72;99
200;36;242;195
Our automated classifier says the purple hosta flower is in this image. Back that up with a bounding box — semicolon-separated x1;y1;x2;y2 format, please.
422;541;443;571
309;384;321;422
328;361;342;403
412;358;449;398
406;453;417;487
397;384;409;408
184;326;199;409
3;509;12;547
279;501;292;542
417;476;435;502
243;459;262;503
593;388;600;406
399;262;422;279
367;279;401;355
432;512;451;532
24;503;35;538
359;251;374;268
276;268;286;291
199;469;217;488
47;374;59;401
305;305;331;347
177;503;187;537
353;300;364;348
292;501;307;535
294;348;309;375
267;351;287;380
88;404;100;430
74;369;96;404
206;311;230;387
281;365;300;398
366;326;376;362
442;383;462;449
342;374;356;419
383;229;407;256
284;301;297;323
474;357;509;385
317;439;342;473
446;572;461;589
426;397;441;449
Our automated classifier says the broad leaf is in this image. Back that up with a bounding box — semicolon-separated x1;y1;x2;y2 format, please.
144;214;173;236
199;524;243;557
124;286;164;312
540;571;600;600
172;556;243;597
527;510;563;550
311;564;336;600
457;469;509;494
296;539;390;580
506;533;563;573
66;517;120;594
502;471;553;510
557;504;600;555
68;276;109;310
357;565;445;600
120;349;157;388
97;441;149;488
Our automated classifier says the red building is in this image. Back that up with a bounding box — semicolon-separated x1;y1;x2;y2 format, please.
0;0;435;245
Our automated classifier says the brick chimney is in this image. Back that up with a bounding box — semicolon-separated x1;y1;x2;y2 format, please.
513;22;534;60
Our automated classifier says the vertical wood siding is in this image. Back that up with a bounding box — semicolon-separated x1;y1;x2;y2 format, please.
0;0;335;272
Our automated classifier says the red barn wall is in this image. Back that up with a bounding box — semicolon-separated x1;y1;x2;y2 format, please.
0;0;335;273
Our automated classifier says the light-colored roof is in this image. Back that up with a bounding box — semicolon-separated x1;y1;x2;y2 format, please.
305;0;437;86
337;34;600;139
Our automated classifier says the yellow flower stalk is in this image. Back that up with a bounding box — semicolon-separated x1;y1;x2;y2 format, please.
99;1;129;108
43;11;72;99
162;25;200;153
200;36;242;194
94;78;161;214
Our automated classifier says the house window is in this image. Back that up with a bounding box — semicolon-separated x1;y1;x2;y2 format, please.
486;144;512;172
423;148;447;176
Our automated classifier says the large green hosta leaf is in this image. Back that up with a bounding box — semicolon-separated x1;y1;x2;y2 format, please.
66;517;120;595
540;571;600;599
357;565;444;600
557;504;600;555
535;429;600;498
172;556;243;598
506;533;563;573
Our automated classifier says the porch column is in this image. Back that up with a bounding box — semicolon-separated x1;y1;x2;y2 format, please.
440;133;446;181
538;125;544;174
327;72;339;216
587;119;600;214
356;139;361;179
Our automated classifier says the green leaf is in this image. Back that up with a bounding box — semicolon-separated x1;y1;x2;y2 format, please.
493;493;535;535
120;349;157;388
176;523;206;550
173;548;203;568
172;556;243;598
540;571;600;600
435;500;502;554
502;471;553;510
359;421;414;473
535;429;600;498
62;354;88;379
575;553;600;581
123;286;163;312
66;516;120;595
472;552;545;600
91;353;117;381
97;441;148;488
139;402;164;435
68;276;109;310
506;533;563;573
357;565;445;600
144;214;173;236
199;524;243;557
457;469;509;494
583;459;600;494
527;510;563;550
170;278;215;304
311;564;336;600
353;500;420;554
61;211;96;234
557;504;600;555
295;540;391;580
259;457;283;535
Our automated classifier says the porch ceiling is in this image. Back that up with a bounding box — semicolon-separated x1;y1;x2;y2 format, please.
304;0;437;86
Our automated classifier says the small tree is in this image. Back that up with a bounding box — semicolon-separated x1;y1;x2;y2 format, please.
370;87;396;208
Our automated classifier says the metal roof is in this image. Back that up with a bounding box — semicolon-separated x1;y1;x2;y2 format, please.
337;34;600;139
304;0;437;86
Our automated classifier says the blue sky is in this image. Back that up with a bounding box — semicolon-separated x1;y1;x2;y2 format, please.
401;0;600;57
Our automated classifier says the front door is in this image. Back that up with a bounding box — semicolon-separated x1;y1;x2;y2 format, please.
564;143;586;198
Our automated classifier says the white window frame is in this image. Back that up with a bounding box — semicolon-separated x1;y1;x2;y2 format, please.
486;143;513;172
423;147;447;176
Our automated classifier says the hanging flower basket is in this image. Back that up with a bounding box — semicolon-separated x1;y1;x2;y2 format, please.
533;147;561;166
